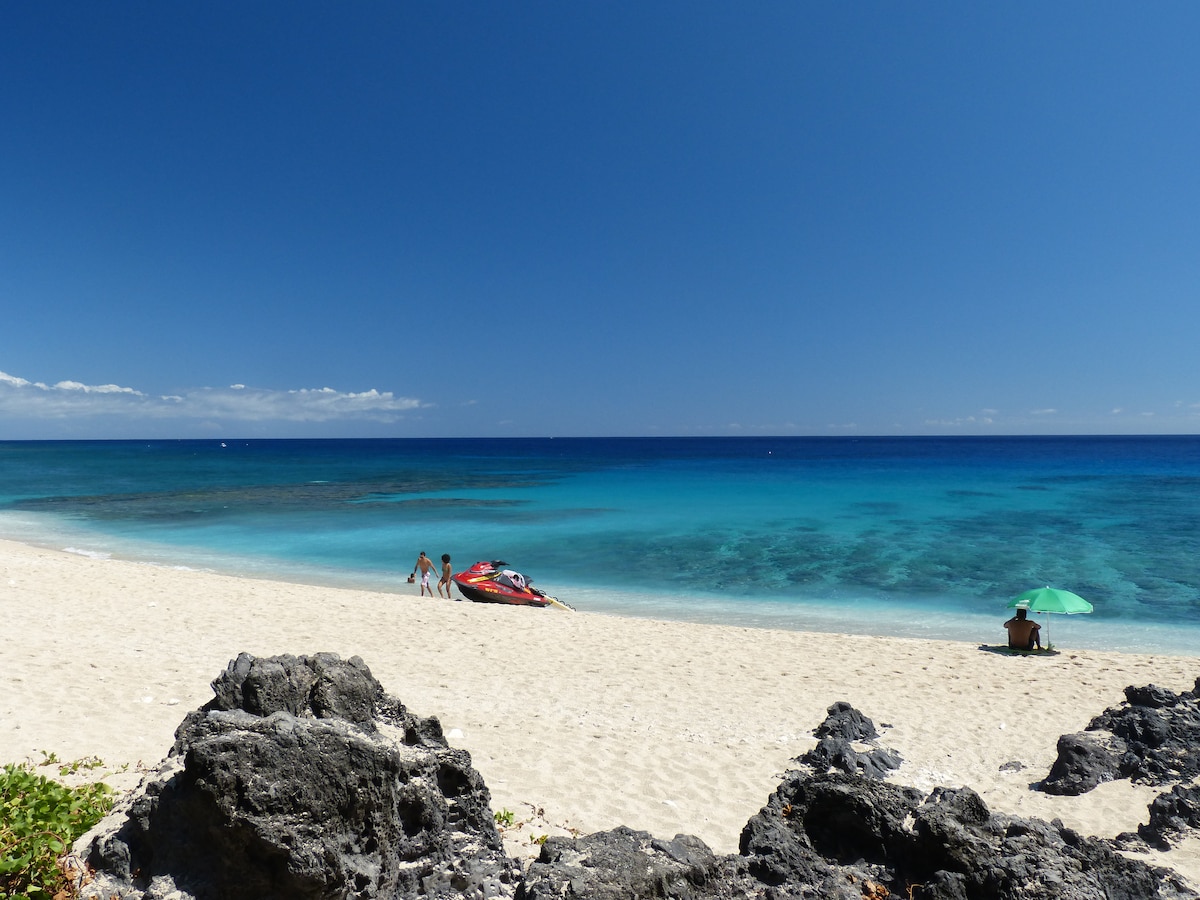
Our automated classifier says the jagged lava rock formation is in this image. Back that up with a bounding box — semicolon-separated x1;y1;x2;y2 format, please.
75;652;519;899
71;655;1199;900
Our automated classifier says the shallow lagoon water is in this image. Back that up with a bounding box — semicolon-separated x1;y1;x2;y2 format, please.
1;436;1198;655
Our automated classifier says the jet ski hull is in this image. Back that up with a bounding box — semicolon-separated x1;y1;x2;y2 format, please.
450;560;566;608
453;579;552;607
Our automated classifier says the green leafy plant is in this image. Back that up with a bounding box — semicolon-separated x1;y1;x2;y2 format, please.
0;762;113;900
53;756;104;778
493;808;516;827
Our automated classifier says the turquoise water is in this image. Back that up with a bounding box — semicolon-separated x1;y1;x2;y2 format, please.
1;436;1198;654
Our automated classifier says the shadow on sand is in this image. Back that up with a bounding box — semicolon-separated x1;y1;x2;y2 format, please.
977;644;1061;657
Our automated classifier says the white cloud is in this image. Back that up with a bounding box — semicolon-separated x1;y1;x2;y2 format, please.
922;414;994;427
0;372;37;389
54;380;143;395
0;369;425;424
1031;408;1057;416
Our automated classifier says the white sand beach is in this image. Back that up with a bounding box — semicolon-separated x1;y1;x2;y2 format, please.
1;538;1197;885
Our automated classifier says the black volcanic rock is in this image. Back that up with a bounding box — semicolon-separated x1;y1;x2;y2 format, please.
77;653;519;900
813;700;881;742
521;827;720;900
1042;680;1200;796
800;700;902;779
523;771;1197;899
1039;731;1128;796
72;665;1198;900
1125;685;1183;710
1139;785;1200;851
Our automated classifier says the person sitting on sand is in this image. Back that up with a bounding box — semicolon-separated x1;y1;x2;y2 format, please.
1004;608;1042;650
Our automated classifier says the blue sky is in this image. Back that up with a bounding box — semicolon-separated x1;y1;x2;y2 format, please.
3;3;1198;438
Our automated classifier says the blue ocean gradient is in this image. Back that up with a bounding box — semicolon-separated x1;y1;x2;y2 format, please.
1;436;1197;655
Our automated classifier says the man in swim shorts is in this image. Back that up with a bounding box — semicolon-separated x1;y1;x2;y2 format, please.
412;551;437;597
1004;608;1042;650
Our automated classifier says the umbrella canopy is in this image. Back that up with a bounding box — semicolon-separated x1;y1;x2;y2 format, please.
1006;586;1093;649
1007;587;1093;615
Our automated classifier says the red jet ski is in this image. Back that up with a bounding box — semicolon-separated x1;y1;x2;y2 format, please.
451;560;571;609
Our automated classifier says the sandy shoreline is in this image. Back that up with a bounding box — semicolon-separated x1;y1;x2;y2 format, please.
2;538;1198;883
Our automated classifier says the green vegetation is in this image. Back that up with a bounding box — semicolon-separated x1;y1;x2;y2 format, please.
38;752;105;778
493;808;516;828
0;761;113;900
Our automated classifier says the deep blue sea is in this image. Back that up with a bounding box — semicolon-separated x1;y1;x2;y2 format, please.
1;436;1198;655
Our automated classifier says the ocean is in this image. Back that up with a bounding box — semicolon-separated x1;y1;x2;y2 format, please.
1;436;1198;655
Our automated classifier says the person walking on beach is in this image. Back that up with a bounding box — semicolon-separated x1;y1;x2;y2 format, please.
438;553;454;599
412;551;437;597
1004;608;1042;651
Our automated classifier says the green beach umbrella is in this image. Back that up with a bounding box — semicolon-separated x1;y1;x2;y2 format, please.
1007;586;1093;648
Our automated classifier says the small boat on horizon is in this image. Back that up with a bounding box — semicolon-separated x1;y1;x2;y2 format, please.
451;560;572;610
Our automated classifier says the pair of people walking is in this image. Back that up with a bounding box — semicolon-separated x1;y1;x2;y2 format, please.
412;551;454;599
